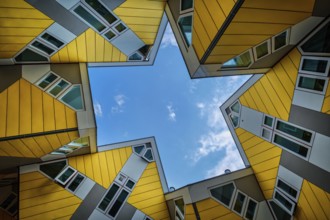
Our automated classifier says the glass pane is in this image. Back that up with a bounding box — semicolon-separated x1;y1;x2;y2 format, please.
277;179;297;198
175;198;185;215
85;0;117;24
256;42;268;59
41;33;64;48
105;30;116;40
61;85;84;110
276;121;312;142
230;115;239;127
301;21;330;54
15;48;48;62
245;200;257;220
125;180;135;189
274;32;287;50
38;73;58;89
129;53;143;61
108;190;129;217
133;145;145;154
40;160;67;179
302;59;327;73
181;0;193;11
264;116;273;127
178;15;192;46
74;5;106;32
98;184;120;211
49;80;70;96
233;192;246;214
230;102;240;113
68;174;85;192
298;76;325;92
32;41;55;55
269;201;291;220
275;192;292;211
262;129;271;140
115;23;126;33
7;201;17;214
222;51;251;68
274;134;308;157
210;183;235;206
58;168;75;183
0;193;16;209
144;149;154;161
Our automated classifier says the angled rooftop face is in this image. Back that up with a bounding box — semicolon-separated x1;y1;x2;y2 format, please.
167;0;330;78
0;0;167;65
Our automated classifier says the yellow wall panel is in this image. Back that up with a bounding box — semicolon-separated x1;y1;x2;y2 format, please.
0;140;22;157
0;89;7;137
65;106;77;128
185;204;197;220
54;100;66;130
242;0;315;12
56;132;70;146
8;139;35;158
128;162;170;220
21;137;45;157
6;80;19;136
19;79;31;135
288;48;302;69
192;28;205;60
216;0;235;17
192;13;211;55
20;171;81;220
322;81;330;114
66;40;79;62
197;198;240;220
58;46;70;63
33;136;54;155
91;153;102;185
225;22;289;35
42;93;55;131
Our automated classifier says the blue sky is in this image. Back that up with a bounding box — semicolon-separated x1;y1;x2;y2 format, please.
89;24;250;189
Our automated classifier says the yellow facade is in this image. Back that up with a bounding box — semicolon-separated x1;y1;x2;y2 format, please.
184;204;197;220
322;80;330;114
236;128;282;199
196;198;241;219
19;171;82;220
239;48;301;120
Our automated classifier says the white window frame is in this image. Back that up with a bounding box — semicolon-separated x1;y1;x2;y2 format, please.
298;17;330;56
180;0;194;14
253;39;271;61
55;166;77;185
58;84;85;111
298;56;330;76
71;3;108;34
273;189;295;215
38;159;68;180
230;100;241;114
46;78;72;98
296;74;329;95
142;148;154;162
128;51;144;61
272;29;290;52
231;190;248;217
30;39;58;57
113;22;128;35
272;132;311;160
14;46;50;64
102;28;118;42
275;177;300;202
243;197;258;220
209;182;236;209
115;173;128;185
97;182;121;213
65;172;86;193
38;30;66;50
35;71;60;91
174;197;185;220
177;12;194;50
133;144;146;156
260;127;273;142
221;49;255;70
274;119;315;146
262;114;275;129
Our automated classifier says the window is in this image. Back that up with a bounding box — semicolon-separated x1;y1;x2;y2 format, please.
174;198;185;220
0;193;16;210
47;79;70;97
275;120;313;144
273;134;309;158
55;166;77;185
73;4;106;33
230;101;240;113
108;189;129;217
114;23;127;33
232;191;247;215
227;100;241;128
133;144;145;155
178;14;193;47
222;50;253;69
39;160;67;179
276;178;298;201
50;137;89;155
142;148;154;162
60;85;84;110
263;115;274;128
272;30;289;52
84;0;118;25
296;74;328;94
36;72;59;90
210;182;235;207
31;40;55;55
299;56;330;76
181;0;193;12
230;115;239;128
98;183;120;211
273;190;295;215
15;48;48;63
244;199;258;220
41;33;64;48
104;29;116;41
125;180;135;189
129;52;144;61
253;40;270;60
0;193;17;216
300;20;330;55
67;173;86;193
261;128;272;141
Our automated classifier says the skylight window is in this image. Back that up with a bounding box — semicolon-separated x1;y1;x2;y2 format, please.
73;4;106;32
60;85;84;110
210;182;235;207
15;48;48;63
222;50;252;69
178;15;193;47
41;33;64;48
85;0;118;25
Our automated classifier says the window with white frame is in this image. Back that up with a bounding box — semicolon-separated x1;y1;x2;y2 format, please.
273;189;296;215
47;78;71;98
272;29;289;52
222;50;253;69
296;74;328;95
36;72;60;90
232;190;247;216
253;40;271;60
177;0;194;48
299;56;330;76
59;84;84;111
275;178;299;202
39;160;67;179
226;100;241;128
210;182;236;208
268;200;292;220
55;166;77;185
66;173;86;193
174;198;185;220
244;198;258;220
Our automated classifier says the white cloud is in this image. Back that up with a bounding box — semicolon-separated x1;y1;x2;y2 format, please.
112;94;126;113
167;104;176;122
93;101;103;117
161;24;178;48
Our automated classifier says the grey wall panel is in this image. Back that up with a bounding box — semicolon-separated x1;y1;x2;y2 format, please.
309;133;330;172
26;0;88;36
167;0;180;22
234;175;264;202
88;209;110;220
280;150;330;193
50;64;82;84
131;210;145;220
100;0;126;10
292;90;323;111
121;154;148;182
71;184;106;220
0;65;22;93
0;156;41;172
240;106;263;136
111;30;145;56
116;203;137;220
75;178;95;200
166;200;176;220
289;105;330;137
